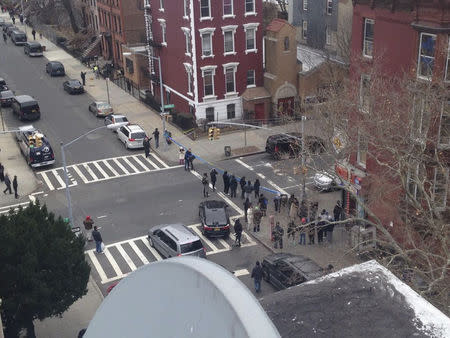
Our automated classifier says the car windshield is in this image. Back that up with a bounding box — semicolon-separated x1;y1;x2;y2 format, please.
30;45;42;52
1;91;13;98
116;117;128;123
69;81;81;86
131;132;146;139
180;240;203;254
97;103;111;109
205;207;228;225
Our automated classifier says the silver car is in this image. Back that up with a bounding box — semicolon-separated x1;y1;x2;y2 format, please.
148;223;206;259
313;172;341;191
89;101;113;117
117;124;147;149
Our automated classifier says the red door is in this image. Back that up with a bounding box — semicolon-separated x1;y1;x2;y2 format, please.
277;97;295;116
254;103;265;121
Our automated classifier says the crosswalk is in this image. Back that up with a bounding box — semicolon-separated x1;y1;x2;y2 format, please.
37;153;180;191
85;223;257;284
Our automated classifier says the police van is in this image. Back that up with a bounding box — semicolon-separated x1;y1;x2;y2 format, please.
16;125;55;168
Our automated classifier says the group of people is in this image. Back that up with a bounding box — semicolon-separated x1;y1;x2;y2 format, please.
0;163;19;199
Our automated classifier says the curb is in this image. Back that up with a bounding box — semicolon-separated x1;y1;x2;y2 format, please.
88;274;105;301
222;150;266;161
248;230;276;254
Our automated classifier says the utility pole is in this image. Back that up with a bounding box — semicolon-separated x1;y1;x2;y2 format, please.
301;115;306;201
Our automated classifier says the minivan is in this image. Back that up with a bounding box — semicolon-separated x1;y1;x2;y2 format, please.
11;30;27;45
148;223;206;259
24;42;43;56
11;95;40;121
16;125;55;168
117;124;147;149
46;61;65;76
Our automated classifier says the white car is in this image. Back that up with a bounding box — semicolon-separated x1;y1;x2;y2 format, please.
104;114;129;132
313;172;341;191
117;124;147;149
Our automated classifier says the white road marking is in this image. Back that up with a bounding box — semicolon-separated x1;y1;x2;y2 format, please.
103;248;123;277
112;158;129;175
101;160;119;176
116;245;137;271
0;201;30;210
218;238;231;250
122;157;139;173
143;156;159;169
39;172;55;190
234;269;250;277
28;195;36;203
87;251;108;282
83;163;98;180
97;215;107;219
142;238;163;261
190;225;219;253
132;155;150;172
93;162;109;179
235;159;253;170
129;241;149;265
31;191;44;195
72;165;89;184
150;153;169;168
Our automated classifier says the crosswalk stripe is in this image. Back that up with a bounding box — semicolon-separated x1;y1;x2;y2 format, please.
122;157;139;173
142;238;163;261
39;172;55;190
112;158;130;174
143;156;159;169
87;250;108;282
83;164;98;181
72;165;90;184
241;231;256;245
150;153;169;168
218;238;231;250
52;169;66;188
132;155;150;172
93;162;110;179
129;241;149;265
189;225;220;253
101;160;119;176
103;248;124;276
116;245;137;271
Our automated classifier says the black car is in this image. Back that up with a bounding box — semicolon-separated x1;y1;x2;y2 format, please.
63;80;84;94
11;95;40;121
262;253;323;290
265;133;326;160
0;77;8;92
198;200;231;238
2;22;13;33
46;61;65;76
0;90;14;107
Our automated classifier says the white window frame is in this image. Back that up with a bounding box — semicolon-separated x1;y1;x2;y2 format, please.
303;0;308;11
326;0;333;15
184;63;193;96
363;18;374;58
200;0;212;21
201;65;217;99
158;19;167;46
302;20;308;40
438;102;450;147
433;167;449;209
357;132;368;169
183;0;189;19
222;25;237;56
359;74;370;113
159;0;164;11
246;69;255;88
245;0;256;16
223;62;239;95
417;32;436;81
326;27;332;45
199;27;215;59
243;23;259;54
223;0;234;18
182;27;191;56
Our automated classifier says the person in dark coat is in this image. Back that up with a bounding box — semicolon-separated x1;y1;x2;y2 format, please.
273;222;284;249
12;175;18;198
222;171;230;194
31;28;36;40
188;152;195;170
326;215;335;243
274;193;281;213
253;206;262;232
143;136;151;158
253;179;260;198
333;200;343;222
202;173;209;197
152;128;160;148
239;176;246;199
251;261;263;293
0;163;4;182
80;71;86;86
229;175;238;198
244;180;253;202
3;173;11;194
234;218;243;246
92;226;103;253
184;149;192;171
259;194;268;216
243;198;251;222
11;16;15;24
210;168;217;191
299;200;308;219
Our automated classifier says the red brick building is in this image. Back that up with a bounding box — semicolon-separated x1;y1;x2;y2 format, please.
149;0;264;121
342;0;450;218
98;0;146;68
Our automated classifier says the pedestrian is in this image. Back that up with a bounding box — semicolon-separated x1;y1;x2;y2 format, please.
308;220;316;244
333;200;343;222
83;216;94;241
251;261;263;293
12;16;15;24
39;32;42;39
289;198;299;220
239;176;246;199
179;147;185;165
298;218;307;245
244;180;253;202
12;175;18;198
299;200;308;219
317;212;327;244
210;168;217;191
3;173;11;194
188;152;195;170
246;201;253;229
287;220;296;241
234;218;243;246
31;28;36;40
326;214;334;243
0;163;4;182
80;71;86;86
152;128;160;148
253;179;260;198
184;148;192;171
93;65;99;79
259;194;268;216
310;202;318;221
222;171;230;194
288;194;296;209
253;206;262;232
202;173;209;197
19;14;23;24
92;226;104;253
143;136;151;158
273;222;284;249
229;175;238;198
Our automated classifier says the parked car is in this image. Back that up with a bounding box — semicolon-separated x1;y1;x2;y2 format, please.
262;253;324;290
89;101;113;117
147;223;206;259
6;26;18;37
117;124;146;149
198;200;231;238
46;61;65;76
313;172;342;192
2;22;13;33
0;18;5;27
11;30;27;45
265;133;326;160
104;114;129;132
63;79;84;94
11;95;40;121
0;77;7;92
24;42;43;56
0;90;14;107
15;125;55;167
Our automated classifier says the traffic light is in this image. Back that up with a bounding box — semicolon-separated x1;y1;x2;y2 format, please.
208;127;215;141
213;127;220;140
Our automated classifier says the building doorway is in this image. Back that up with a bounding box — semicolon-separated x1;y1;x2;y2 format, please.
254;103;265;120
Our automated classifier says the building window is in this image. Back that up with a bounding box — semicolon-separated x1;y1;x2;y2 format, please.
200;0;211;18
445;36;450;81
184;0;189;17
302;20;307;40
245;0;255;13
159;0;164;10
303;0;308;11
184;63;193;95
206;107;215;121
201;32;213;57
359;74;371;113
225;66;236;93
417;32;436;80
182;28;191;54
202;67;216;97
223;0;233;16
243;23;259;53
126;58;134;74
158;19;167;45
326;27;332;45
246;69;255;87
363;18;374;58
326;0;333;15
224;30;234;53
357;132;368;168
284;36;289;51
439;103;450;146
434;167;449;208
227;104;236;119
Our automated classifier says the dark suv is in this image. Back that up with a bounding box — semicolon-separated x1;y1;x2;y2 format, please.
11;95;40;121
46;61;65;76
198;200;231;238
265;133;325;160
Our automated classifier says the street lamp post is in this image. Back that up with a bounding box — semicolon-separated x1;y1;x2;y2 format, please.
300;115;306;201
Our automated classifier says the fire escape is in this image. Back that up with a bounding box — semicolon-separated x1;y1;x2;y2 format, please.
143;0;162;95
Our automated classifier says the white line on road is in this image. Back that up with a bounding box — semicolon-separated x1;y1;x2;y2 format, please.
0;201;30;211
39;172;55;190
83;163;98;180
97;215;107;219
72;165;90;184
52;169;66;188
129;241;149;265
103;248;123;277
87;250;108;282
93;161;109;179
122;157;139;174
112;158;129;175
28;195;36;203
30;191;44;195
143;156;159;170
116;245;137;271
234;269;250;277
150;153;169;168
190;225;219;253
132;155;150;172
101;160;119;176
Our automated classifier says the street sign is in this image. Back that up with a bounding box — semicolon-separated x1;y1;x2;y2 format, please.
164;104;175;109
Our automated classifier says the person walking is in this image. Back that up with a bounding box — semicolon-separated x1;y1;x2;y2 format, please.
244;180;253;202
92;226;104;253
287;220;296;241
93;65;99;79
0;163;4;182
274;193;281;213
289;198;299;220
308;220;316;245
184;148;192;171
326;214;335;244
3;173;12;195
210;168;217;191
11;16;15;24
253;179;260;199
251;261;263;293
31;28;36;40
299;200;308;219
19;14;23;24
333;200;343;222
273;222;284;249
83;216;94;241
179;148;185;165
12;175;18;198
143;136;151;158
222;171;230;194
80;71;86;86
299;218;307;245
244;198;251;222
240;176;246;199
253;206;262;232
229;175;238;198
202;173;209;197
152;128;160;148
234;218;243;247
188;152;195;170
259;194;268;216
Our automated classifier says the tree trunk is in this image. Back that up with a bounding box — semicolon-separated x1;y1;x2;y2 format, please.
61;0;79;33
26;320;36;338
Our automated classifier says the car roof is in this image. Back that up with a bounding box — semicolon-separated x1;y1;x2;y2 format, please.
27;42;41;47
48;61;63;66
67;79;81;83
94;101;109;105
267;133;302;143
12;30;25;35
111;114;126;118
18;125;36;132
161;223;200;244
15;95;36;103
202;200;227;209
126;124;145;132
